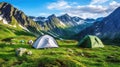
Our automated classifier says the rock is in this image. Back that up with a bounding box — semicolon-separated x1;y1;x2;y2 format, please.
27;51;32;55
28;40;33;45
16;48;27;56
81;52;84;57
20;40;25;44
67;48;74;53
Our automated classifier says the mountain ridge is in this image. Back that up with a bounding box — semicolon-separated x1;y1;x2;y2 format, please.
74;7;120;40
0;2;42;36
29;14;95;38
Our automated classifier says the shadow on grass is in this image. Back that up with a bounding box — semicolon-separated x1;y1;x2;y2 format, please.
0;43;33;49
106;55;120;63
102;39;120;46
14;30;35;37
59;44;78;48
103;42;120;47
0;53;28;66
0;53;15;60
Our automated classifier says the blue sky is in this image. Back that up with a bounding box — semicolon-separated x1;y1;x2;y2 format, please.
0;0;120;18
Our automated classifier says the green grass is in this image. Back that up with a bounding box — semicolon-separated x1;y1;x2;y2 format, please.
0;24;16;39
0;39;120;67
0;21;36;41
0;20;120;67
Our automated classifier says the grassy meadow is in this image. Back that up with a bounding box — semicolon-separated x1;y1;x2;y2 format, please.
0;22;120;67
0;38;120;67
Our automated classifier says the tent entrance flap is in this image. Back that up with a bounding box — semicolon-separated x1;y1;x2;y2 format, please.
78;35;104;48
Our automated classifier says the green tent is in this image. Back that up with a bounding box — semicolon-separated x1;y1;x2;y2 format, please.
78;35;104;48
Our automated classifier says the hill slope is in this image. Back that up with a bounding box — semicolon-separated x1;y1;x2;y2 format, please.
0;2;41;36
0;21;36;42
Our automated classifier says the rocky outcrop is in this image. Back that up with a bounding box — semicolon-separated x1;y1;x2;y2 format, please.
0;2;41;36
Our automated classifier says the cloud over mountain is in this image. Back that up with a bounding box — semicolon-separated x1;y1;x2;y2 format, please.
47;0;71;10
47;0;120;19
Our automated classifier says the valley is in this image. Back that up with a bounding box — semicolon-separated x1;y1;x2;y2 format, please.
0;1;120;67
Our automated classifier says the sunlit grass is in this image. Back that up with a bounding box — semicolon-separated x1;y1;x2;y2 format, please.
0;39;120;67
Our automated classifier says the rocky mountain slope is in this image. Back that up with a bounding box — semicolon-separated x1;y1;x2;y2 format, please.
29;14;95;38
30;14;96;26
0;2;102;39
0;2;41;36
75;7;120;40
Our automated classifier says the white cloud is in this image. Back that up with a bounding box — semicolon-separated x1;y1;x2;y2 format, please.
65;6;108;19
109;1;120;9
110;1;120;6
90;0;109;5
47;0;71;10
65;1;120;18
75;5;107;13
46;0;120;19
66;11;107;19
64;4;109;18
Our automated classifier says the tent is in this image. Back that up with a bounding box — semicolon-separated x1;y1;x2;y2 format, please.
33;35;58;49
78;35;104;48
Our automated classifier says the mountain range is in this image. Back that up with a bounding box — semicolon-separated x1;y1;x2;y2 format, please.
74;7;120;40
0;2;96;38
1;2;120;40
29;13;97;38
29;14;96;26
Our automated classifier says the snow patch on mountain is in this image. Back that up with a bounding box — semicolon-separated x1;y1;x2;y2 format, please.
3;19;8;24
76;20;84;24
59;21;66;26
0;15;3;20
19;24;30;32
0;15;8;24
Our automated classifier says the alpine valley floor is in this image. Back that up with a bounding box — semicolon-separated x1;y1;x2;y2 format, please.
0;38;120;67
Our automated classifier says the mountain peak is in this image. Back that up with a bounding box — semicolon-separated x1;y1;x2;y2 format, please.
58;13;71;20
0;2;12;6
47;14;56;19
116;7;120;10
64;13;69;16
103;7;120;21
0;2;41;36
50;14;56;17
76;6;120;39
0;2;8;4
111;7;120;14
62;13;70;17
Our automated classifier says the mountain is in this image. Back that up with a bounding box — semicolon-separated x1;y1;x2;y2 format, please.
29;14;94;38
43;14;67;37
29;14;86;26
58;14;78;26
84;18;95;23
29;14;87;26
0;2;41;36
30;14;96;26
74;7;120;40
96;17;104;22
29;16;46;22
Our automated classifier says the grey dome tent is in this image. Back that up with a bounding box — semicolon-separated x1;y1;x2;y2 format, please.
78;35;104;48
33;35;58;49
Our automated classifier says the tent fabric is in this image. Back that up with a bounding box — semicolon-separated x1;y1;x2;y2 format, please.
78;35;104;48
33;35;58;49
